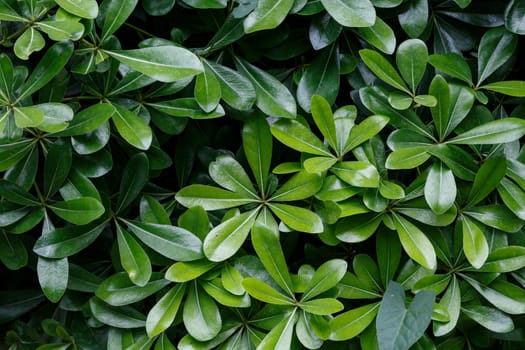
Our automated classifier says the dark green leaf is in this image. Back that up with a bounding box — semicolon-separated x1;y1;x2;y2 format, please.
96;272;169;306
477;27;517;84
44;139;71;198
37;257;68;303
117;153;149;213
116;224;152;286
112;104;152;150
396;39;427;92
242;116;272;195
320;0;375;27
0;232;28;270
206;60;255;110
48;197;104;225
89;297;146;328
99;0;138;40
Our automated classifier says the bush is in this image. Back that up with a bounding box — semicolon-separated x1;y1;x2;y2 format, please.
1;0;525;349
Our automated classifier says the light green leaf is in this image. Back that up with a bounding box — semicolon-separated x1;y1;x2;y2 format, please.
335;213;382;243
195;61;221;113
14;28;45;60
256;310;297;350
52;104;115;137
359;49;409;94
106;46;203;83
37;257;68;303
481;80;525;97
243;0;294;33
176;184;256;210
234;56;296;119
376;281;435;350
433;276;461;336
147;284;186;337
242;277;294;305
203;209;259;262
429;75;450;140
447;118;525;145
303;156;337;173
270;119;331;156
477;247;525;273
424;161;456;215
112;104;152;150
124;219;203;261
34;103;74;133
33;223;105;258
0;2;25;21
48;197;104;225
243;117;272;195
462;305;514;333
358;17;396;54
271;170;323;202
343;115;389;154
331;161;380;188
95;272;169;306
209;155;258;199
206;60;256;110
498;177;525;220
464;205;523;233
300;298;343;315
140;195;170;225
460;216;489;269
89;297;146;328
165;259;217;282
310;94;337;151
428;53;472;85
330;303;380;340
320;0;375;27
302;259;347;301
55;0;98;18
392;213;436;270
183;282;221;341
116;224;152;287
396;39;428;92
13;107;44;128
412;274;451;295
100;0;138;41
36;19;84;41
201;279;251;308
268;203;323;233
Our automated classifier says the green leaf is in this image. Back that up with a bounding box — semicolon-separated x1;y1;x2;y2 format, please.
481;80;525;97
396;39;428;92
89;297;146;328
34;103;74;133
183;282;221;341
100;0;138;41
116;153;149;212
165;259;217;282
222;264;245;296
44;139;71;198
461;275;525;315
0;1;25;21
14;28;45;60
270;119;331;156
201;278;250;308
379;180;405;200
18;41;74;99
376;281;435;350
358;17;396;54
203;209;259;262
424;161;456;215
55;0;98;18
243;0;294;33
466;157;506;208
36;19;84;41
181;0;226;9
296;311;323;349
124;220;203;261
477;27;517;84
388;92;412;110
335;213;382;243
464;205;523;233
154;334;177;350
331;161;380;188
195;61;221;113
310;95;337;151
270;170;323;202
106;46;203;83
427;144;477;181
256;309;297;350
48;197;104;225
176;184;256;210
343;115;389;154
33;223;105;258
433;276;461;336
13;107;44;128
140;195;170;225
242;117;272;195
302;259;347;301
428;53;472;85
242;277;294;305
448;118;525;145
37;257;68;303
330;303;380;340
376;228;401;287
462;305;514;333
428;75;451;139
252;223;294;296
297;44;340;113
234;56;296;119
303;156;337;173
392;213;437;270
0;232;28;270
96;272;169;306
112;104;152;150
320;0;375;27
146;284;186;337
498;177;525;220
116;224;152;287
460;215;489;269
205;60;255;111
52;104;115;137
398;0;428;38
268;203;323;233
300;298;343;315
178;206;210;241
477;246;525;273
148;98;225;119
413;94;436;107
505;0;525;34
0;290;45;324
309;12;342;50
359;49;409;94
412;274;451;295
0;179;40;206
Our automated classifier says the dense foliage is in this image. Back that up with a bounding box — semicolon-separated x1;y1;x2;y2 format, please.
1;0;525;349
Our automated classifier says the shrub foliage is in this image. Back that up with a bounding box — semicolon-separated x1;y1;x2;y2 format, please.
1;0;525;349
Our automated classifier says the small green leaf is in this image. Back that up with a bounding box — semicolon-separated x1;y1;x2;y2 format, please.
320;0;375;27
460;216;490;269
335;213;382;243
124;220;203;261
112;104;152;150
428;53;472;85
117;153;149;212
505;0;525;34
331;161;380;188
243;0;294;33
37;257;68;303
52;104;115;137
14;28;45;60
48;197;104;225
412;274;451;295
165;259;217;283
183;282;221;341
429;75;450;140
146;284;186;337
270;119;331;156
116;224;152;287
0;232;28;270
242;277;294;305
376;281;435;350
44;139;72;198
300;298;343;315
13;107;44;128
302;259;347;301
310;95;337;151
268;203;323;233
205;60;255;110
433;276;461;336
385;147;431;170
392;213;437;270
376;228;401;287
396;39;428;92
398;0;428;38
201;279;250;307
148;98;225;119
36;19;84;41
359;49;409;94
343;115;389;154
55;0;98;18
466;157;506;208
106;46;203;83
424;161;456;215
358;17;396;54
464;205;523;233
234;56;296;119
203;209;259;262
330;303;380;340
140;195;170;225
498;177;525;220
256;310;297;350
271;170;323;202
